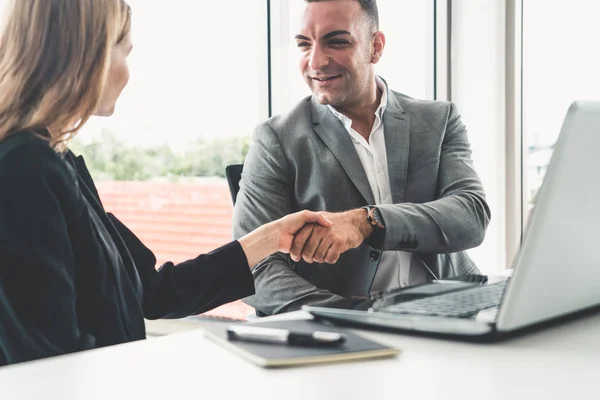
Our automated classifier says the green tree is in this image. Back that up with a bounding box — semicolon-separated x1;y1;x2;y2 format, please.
70;129;250;181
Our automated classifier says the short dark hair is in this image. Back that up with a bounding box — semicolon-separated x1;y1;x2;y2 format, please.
305;0;379;32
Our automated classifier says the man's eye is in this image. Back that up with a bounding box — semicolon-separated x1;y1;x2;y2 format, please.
329;40;349;46
297;42;310;48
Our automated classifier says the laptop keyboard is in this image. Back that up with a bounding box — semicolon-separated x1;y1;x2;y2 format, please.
380;281;507;318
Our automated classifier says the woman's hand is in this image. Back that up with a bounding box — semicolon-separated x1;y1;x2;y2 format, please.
275;210;333;254
238;210;332;269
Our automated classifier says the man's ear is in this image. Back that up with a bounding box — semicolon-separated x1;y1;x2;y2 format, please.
371;31;386;64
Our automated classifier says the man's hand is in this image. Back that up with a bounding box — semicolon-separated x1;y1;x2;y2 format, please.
238;210;333;269
289;209;374;264
276;210;333;254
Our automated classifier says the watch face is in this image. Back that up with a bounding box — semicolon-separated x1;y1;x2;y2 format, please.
370;213;379;225
367;207;384;228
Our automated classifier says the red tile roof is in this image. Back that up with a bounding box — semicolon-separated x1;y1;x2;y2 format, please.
96;180;254;320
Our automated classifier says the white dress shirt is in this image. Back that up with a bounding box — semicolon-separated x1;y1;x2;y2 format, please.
328;77;425;292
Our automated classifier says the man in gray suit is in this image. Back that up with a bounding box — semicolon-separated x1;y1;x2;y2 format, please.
233;0;491;315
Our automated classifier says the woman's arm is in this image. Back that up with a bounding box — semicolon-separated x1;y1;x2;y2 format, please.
110;211;331;320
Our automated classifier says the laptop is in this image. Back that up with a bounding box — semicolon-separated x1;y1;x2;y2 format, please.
304;101;600;339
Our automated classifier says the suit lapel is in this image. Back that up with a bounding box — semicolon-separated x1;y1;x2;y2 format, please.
383;92;410;203
310;98;375;205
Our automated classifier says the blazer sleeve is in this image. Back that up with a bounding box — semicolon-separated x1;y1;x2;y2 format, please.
107;214;255;319
376;103;492;253
232;123;360;315
0;146;96;366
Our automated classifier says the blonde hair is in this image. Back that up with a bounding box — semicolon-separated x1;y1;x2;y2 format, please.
0;0;131;149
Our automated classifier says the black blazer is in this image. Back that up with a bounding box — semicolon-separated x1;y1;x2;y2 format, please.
0;132;254;366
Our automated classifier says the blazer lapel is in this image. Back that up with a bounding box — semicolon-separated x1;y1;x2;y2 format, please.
65;152;144;303
73;155;103;205
383;92;410;203
310;98;375;205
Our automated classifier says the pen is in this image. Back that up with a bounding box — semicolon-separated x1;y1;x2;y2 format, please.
226;325;346;347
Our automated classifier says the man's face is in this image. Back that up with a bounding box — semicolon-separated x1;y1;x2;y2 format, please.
296;0;381;108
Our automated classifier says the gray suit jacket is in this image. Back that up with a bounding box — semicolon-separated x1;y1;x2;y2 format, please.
233;85;491;315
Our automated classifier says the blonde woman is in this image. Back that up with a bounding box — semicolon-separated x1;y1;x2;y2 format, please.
0;0;331;366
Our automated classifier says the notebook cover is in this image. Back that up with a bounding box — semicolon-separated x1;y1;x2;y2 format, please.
200;318;399;368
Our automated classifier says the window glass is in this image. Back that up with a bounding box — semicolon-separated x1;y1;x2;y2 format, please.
523;0;600;224
1;0;268;319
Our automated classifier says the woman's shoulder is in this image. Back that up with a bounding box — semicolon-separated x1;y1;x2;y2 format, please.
0;132;75;185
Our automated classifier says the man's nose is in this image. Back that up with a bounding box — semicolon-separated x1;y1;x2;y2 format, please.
308;44;329;71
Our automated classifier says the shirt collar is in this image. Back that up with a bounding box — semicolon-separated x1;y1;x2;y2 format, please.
327;76;388;124
374;75;388;118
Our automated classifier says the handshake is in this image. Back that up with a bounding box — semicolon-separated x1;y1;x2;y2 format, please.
273;209;375;265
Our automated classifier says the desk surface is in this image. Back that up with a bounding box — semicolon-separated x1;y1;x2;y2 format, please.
1;310;599;400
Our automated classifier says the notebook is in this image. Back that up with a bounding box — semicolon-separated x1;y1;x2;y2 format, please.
200;318;399;368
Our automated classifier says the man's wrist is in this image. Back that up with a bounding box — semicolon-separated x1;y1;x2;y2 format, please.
360;206;386;249
352;208;374;240
362;205;385;229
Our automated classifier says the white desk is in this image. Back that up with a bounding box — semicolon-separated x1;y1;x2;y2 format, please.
1;311;599;400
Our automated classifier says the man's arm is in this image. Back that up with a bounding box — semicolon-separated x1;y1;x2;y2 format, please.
376;103;491;253
232;123;357;315
295;102;491;262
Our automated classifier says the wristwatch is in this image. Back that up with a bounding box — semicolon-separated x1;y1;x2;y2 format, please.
361;205;385;229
